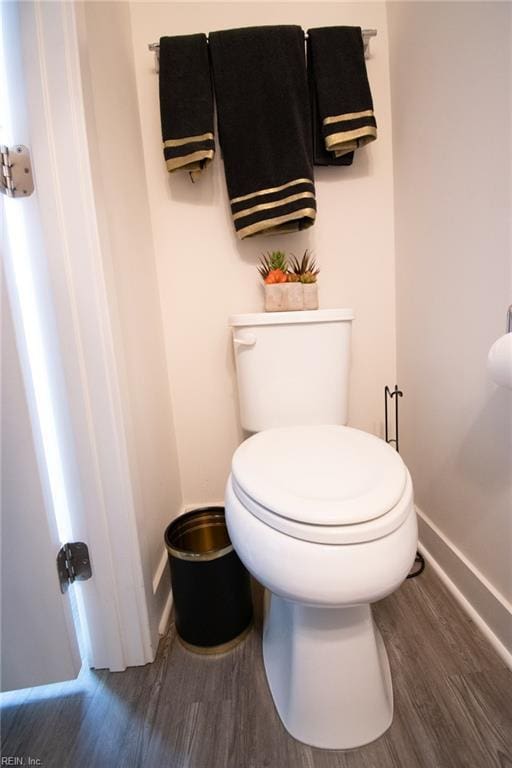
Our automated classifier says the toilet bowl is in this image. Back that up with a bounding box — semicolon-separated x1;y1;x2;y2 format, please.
225;424;417;750
227;310;417;749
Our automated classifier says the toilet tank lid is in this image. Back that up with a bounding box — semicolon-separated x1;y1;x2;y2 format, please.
229;308;354;327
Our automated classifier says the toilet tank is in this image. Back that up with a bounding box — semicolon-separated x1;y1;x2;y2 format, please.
229;308;353;432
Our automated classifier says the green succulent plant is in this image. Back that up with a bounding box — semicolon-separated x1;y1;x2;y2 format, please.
289;250;320;283
258;251;288;281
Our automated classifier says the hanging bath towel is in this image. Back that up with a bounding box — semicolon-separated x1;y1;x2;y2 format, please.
209;26;316;239
307;27;377;160
159;34;215;180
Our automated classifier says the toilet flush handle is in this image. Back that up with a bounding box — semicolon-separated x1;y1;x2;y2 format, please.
233;333;256;347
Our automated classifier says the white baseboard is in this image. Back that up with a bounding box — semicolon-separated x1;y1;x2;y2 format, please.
152;548;169;595
417;506;512;669
151;547;173;637
158;590;173;637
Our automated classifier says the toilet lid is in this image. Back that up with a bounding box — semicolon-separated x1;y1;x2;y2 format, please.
231;425;407;526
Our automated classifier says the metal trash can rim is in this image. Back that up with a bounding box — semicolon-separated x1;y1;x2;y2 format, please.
164;507;234;562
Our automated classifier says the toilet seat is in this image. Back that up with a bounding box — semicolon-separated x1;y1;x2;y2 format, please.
230;425;413;544
230;473;413;544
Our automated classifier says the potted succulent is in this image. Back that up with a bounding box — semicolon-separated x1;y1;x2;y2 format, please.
258;250;320;312
289;250;320;310
258;251;303;311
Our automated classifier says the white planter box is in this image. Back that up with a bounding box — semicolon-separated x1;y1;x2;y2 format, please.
303;283;319;310
263;283;319;312
264;283;304;312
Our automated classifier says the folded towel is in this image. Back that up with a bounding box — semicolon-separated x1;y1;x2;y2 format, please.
159;35;215;180
307;27;377;159
209;26;316;239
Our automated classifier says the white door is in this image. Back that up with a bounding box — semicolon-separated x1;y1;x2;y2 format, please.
0;0;85;692
1;281;82;692
1;0;156;685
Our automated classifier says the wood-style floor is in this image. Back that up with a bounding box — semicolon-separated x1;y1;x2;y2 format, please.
1;564;512;768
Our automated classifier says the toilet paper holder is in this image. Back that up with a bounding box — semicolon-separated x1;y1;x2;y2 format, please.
506;304;512;333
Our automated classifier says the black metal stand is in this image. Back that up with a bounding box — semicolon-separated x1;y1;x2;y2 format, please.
384;384;403;451
407;553;426;578
384;384;425;580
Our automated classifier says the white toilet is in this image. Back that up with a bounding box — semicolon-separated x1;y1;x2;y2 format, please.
225;308;417;750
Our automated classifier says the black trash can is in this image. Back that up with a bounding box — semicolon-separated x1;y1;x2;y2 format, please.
164;507;253;653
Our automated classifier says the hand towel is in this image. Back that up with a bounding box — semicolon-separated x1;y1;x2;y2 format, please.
209;26;316;239
307;27;377;159
159;34;215;181
308;45;353;167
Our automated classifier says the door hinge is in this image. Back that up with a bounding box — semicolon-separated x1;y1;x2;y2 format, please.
57;542;92;594
1;144;34;198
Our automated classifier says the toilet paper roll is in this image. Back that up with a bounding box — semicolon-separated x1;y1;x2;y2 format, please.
487;333;512;389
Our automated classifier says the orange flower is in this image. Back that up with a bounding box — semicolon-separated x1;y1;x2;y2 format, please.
264;269;288;284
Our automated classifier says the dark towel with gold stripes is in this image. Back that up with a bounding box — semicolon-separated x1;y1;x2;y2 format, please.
308;44;353;167
209;26;316;240
307;27;377;160
159;35;215;180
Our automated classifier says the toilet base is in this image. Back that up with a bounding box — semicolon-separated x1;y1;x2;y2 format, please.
262;593;393;750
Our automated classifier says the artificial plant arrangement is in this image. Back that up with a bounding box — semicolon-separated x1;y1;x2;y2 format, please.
258;250;319;312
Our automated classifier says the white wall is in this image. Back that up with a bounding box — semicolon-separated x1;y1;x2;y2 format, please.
388;2;512;645
77;2;183;645
130;1;397;505
73;0;511;658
